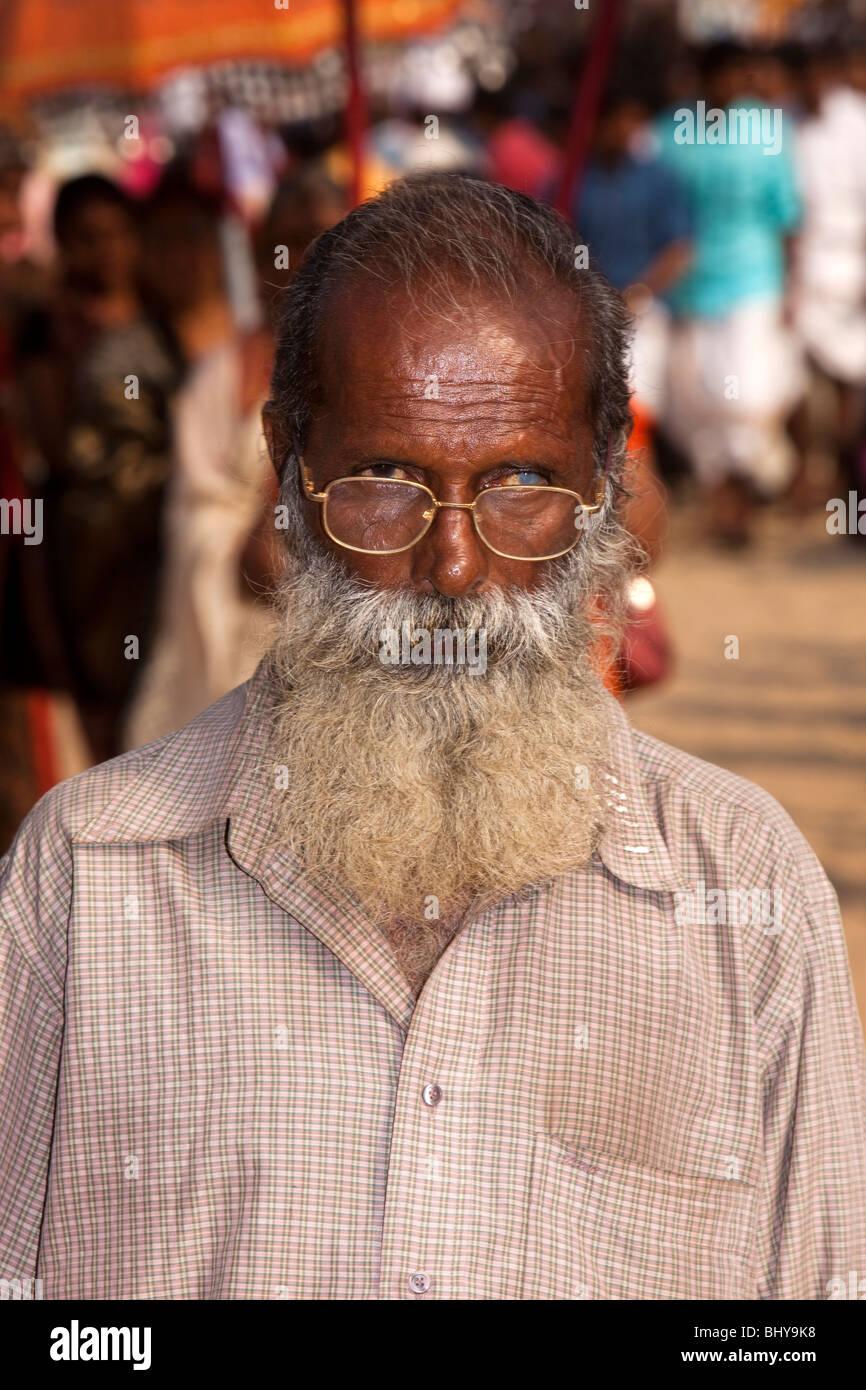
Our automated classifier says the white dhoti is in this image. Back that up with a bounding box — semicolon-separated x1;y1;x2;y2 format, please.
663;297;806;495
628;299;672;421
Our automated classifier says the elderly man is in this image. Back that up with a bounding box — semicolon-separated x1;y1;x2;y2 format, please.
1;173;864;1301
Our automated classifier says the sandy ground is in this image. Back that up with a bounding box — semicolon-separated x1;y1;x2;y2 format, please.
628;499;866;1038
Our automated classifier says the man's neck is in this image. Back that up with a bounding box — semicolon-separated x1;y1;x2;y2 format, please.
379;907;468;997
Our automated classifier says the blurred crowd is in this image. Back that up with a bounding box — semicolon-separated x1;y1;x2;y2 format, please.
1;28;865;847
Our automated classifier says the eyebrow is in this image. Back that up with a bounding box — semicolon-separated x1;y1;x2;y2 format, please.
346;454;569;478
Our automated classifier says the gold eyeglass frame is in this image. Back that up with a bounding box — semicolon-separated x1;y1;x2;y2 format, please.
294;452;607;562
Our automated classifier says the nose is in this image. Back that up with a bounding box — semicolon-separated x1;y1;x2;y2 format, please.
410;501;489;598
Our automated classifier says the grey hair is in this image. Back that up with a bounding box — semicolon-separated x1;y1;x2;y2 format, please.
266;170;634;498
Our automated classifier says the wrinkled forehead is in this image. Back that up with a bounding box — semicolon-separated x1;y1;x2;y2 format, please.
312;273;591;418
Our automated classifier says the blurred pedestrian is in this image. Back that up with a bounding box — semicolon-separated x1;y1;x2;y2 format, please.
254;163;345;309
571;82;692;422
0;136;84;850
123;164;345;748
657;43;805;545
10;173;180;763
564;82;687;693
789;43;866;500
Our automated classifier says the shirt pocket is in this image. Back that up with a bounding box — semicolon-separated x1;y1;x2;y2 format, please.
522;1131;756;1300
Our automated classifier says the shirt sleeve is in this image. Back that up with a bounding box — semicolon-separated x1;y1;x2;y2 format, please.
0;793;70;1286
746;820;866;1298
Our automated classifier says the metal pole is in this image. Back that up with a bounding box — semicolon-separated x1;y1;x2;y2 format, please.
554;0;626;219
341;0;367;207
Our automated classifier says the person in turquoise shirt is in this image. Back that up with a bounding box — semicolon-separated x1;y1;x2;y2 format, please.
655;43;802;319
651;42;805;545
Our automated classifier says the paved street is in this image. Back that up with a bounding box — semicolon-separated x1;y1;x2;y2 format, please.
629;500;866;1035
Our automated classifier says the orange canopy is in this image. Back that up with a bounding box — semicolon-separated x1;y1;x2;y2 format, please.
0;0;462;102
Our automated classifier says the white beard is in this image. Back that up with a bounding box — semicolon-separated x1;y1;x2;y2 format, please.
260;490;633;992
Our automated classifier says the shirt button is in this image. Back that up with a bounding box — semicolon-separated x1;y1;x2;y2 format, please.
422;1083;443;1107
408;1271;431;1295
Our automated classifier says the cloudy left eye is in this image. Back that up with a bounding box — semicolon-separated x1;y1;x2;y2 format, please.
499;468;548;487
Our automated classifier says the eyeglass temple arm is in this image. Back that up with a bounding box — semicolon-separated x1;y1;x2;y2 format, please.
289;433;327;502
582;433;615;512
300;460;327;502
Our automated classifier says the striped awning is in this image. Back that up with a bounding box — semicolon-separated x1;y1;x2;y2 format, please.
0;0;463;103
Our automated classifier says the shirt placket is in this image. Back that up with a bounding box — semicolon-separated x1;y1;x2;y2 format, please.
251;853;480;1299
377;991;458;1299
375;911;526;1302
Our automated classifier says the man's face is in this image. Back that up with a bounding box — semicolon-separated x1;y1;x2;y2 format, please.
257;189;345;302
292;280;596;598
143;205;222;314
707;59;749;109
60;200;140;294
595;101;645;160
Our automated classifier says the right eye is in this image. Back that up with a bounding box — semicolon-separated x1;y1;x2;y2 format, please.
355;463;416;482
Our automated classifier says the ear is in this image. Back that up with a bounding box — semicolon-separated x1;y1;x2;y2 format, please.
261;402;286;479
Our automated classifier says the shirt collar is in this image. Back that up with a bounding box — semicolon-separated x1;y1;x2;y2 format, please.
595;690;686;894
77;679;254;845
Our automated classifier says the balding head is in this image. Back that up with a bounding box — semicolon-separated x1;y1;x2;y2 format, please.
265;171;632;484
